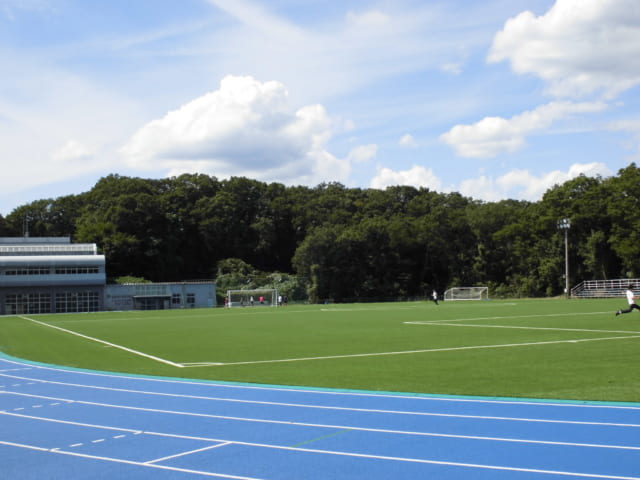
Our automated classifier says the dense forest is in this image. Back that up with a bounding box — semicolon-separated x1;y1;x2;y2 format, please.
2;163;640;302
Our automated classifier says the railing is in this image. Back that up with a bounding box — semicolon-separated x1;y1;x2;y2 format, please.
571;279;640;298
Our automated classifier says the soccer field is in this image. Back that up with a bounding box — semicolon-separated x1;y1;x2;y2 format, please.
2;298;640;402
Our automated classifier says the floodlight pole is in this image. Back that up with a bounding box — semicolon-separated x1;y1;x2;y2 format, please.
558;218;571;298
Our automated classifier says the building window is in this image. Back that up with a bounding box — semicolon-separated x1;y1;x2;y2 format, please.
186;293;195;307
55;291;99;313
172;294;182;305
6;293;51;314
5;267;51;275
54;267;100;274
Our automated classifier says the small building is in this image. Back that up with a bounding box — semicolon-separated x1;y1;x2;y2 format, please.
104;282;216;311
0;237;106;315
0;237;216;314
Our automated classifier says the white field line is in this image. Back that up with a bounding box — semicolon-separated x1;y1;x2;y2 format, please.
320;306;419;312
416;311;617;324
406;322;640;335
3;411;640;480
181;335;640;367
18;316;183;368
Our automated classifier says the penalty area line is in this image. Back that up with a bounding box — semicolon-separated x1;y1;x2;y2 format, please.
18;316;184;368
412;311;614;325
405;321;640;335
180;335;640;367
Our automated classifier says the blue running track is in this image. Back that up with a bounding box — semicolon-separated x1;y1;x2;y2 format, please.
1;353;639;479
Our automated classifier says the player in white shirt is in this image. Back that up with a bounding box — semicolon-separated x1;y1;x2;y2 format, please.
616;285;640;316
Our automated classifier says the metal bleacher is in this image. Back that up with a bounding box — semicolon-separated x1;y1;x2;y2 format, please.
570;279;640;298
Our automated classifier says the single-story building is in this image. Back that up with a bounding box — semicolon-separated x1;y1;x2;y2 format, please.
104;282;216;311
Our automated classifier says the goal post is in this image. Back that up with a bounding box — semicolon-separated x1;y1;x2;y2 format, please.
443;286;489;301
226;289;279;307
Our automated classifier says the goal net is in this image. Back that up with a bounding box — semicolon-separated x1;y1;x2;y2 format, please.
227;289;279;307
444;286;489;301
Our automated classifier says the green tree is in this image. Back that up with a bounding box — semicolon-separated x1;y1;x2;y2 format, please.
466;199;530;289
607;163;640;277
5;195;85;238
75;176;170;280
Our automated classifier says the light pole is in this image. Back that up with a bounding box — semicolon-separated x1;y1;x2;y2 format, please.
558;218;571;298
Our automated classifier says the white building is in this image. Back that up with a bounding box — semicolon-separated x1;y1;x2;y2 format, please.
0;237;106;314
0;237;216;314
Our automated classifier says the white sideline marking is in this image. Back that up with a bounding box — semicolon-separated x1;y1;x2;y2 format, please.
2;414;640;480
182;335;640;367
18;316;183;368
320;306;419;312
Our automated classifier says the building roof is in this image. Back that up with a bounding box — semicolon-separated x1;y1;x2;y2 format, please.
0;255;105;266
0;237;98;256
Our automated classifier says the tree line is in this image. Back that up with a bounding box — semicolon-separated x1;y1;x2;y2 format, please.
1;163;640;302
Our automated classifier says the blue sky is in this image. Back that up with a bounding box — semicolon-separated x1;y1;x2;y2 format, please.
1;0;639;216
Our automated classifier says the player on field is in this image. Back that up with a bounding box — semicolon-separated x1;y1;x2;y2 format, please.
616;285;640;316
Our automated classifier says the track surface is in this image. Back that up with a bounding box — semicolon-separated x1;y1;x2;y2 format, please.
1;354;639;479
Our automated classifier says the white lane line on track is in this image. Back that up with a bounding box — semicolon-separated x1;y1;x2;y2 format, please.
145;442;233;465
17;316;184;368
1;423;640;480
4;366;640;416
5;382;640;428
3;395;640;452
3;374;640;426
0;439;261;480
3;356;640;413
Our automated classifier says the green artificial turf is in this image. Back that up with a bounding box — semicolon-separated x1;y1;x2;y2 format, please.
2;298;639;402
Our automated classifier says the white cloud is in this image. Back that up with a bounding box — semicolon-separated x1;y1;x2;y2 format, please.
121;75;357;185
440;100;607;158
399;134;417;147
370;165;443;191
346;9;392;28
205;0;487;104
52;140;94;163
0;49;144;201
364;162;611;202
460;162;612;201
458;175;502;202
1;0;52;20
346;144;378;163
488;0;640;99
440;62;463;75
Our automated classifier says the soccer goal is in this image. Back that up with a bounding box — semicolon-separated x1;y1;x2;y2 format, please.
226;289;279;307
443;286;489;301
